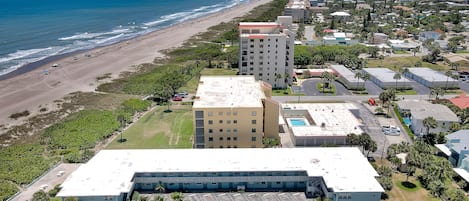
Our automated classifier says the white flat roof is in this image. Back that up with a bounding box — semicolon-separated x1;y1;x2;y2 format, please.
454;168;469;183
363;68;412;83
282;103;363;136
406;67;457;82
57;148;383;197
193;76;265;108
330;65;357;82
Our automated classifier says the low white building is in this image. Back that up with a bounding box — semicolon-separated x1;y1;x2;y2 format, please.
362;68;413;89
396;100;459;136
330;65;362;89
282;103;363;146
403;67;458;89
57;148;384;201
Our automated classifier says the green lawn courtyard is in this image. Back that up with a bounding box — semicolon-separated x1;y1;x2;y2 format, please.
106;105;193;149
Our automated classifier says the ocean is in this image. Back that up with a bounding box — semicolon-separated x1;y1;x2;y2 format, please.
0;0;247;76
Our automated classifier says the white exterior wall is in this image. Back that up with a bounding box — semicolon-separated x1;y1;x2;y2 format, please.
239;16;294;89
412;118;458;136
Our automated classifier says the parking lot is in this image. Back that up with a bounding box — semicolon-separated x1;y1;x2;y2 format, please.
141;192;313;201
301;78;351;96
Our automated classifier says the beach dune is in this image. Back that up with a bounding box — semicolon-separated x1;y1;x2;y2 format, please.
0;0;273;129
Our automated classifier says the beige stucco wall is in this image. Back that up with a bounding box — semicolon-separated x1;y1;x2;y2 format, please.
263;98;280;139
194;107;264;148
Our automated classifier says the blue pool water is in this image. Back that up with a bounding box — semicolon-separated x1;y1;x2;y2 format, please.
403;117;411;126
290;119;307;126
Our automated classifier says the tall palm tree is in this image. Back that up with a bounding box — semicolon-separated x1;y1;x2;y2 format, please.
320;71;331;93
393;72;402;90
361;73;370;89
423;116;438;135
274;73;282;89
355;71;363;90
444;70;453;92
117;115;126;143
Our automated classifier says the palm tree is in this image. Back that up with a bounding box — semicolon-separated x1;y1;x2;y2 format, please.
155;181;166;193
274;73;282;88
393;72;402;90
320;71;331;93
430;87;444;100
412;47;419;56
361;73;370;89
444;70;453;92
355;71;363;90
423;116;437;135
117;115;126;143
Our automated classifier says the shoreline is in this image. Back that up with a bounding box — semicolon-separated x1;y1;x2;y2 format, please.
0;0;274;128
0;1;249;81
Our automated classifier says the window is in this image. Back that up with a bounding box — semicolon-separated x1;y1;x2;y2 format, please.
252;120;257;124
227;137;231;141
226;129;231;133
219;137;223;141
227;112;231;116
209;137;213;141
233;112;238;116
227;120;231;124
260;39;264;42
220;146;223;148
208;112;213;116
252;136;257;141
208;120;213;125
209;129;213;133
218;112;223;116
234;146;238;148
219;129;223;132
233;129;238;133
234;137;238;141
251;111;257;116
233;120;238;124
219;120;223;124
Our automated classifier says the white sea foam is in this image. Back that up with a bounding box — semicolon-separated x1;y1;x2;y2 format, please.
91;33;125;45
59;29;130;41
0;47;53;63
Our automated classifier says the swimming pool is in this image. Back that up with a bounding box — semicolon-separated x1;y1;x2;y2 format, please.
403;117;411;126
289;119;307;126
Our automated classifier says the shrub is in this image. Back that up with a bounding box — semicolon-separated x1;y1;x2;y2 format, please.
9;110;30;119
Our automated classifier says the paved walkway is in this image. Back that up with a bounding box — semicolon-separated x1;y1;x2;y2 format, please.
11;163;81;201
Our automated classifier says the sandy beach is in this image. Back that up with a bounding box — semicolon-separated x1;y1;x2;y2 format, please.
0;0;273;129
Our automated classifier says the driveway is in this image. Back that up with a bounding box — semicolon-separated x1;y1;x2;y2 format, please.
459;81;469;94
364;81;383;95
408;81;430;95
301;79;351;96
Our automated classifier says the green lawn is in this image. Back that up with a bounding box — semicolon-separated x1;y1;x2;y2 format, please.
272;87;305;96
200;68;238;75
316;82;336;95
106;105;193;149
396;89;418;95
366;56;447;71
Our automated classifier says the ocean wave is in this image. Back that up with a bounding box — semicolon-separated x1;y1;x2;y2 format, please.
0;47;53;63
177;1;241;23
91;33;126;45
58;28;130;41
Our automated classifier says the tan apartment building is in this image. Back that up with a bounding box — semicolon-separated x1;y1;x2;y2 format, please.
192;76;279;148
239;16;295;89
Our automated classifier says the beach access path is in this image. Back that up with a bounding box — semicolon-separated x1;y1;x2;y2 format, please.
0;0;273;129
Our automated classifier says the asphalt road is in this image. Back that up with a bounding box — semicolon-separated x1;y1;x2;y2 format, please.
301;78;352;96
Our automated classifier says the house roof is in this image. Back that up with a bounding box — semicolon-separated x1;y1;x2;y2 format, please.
331;11;350;16
449;94;469;109
445;130;469;153
396;100;459;122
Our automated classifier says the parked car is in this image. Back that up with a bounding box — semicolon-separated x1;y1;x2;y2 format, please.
175;91;188;98
172;96;182;101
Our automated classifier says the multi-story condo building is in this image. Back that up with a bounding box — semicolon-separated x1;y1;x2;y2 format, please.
57;148;384;201
239;16;295;89
284;0;311;23
192;76;279;148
